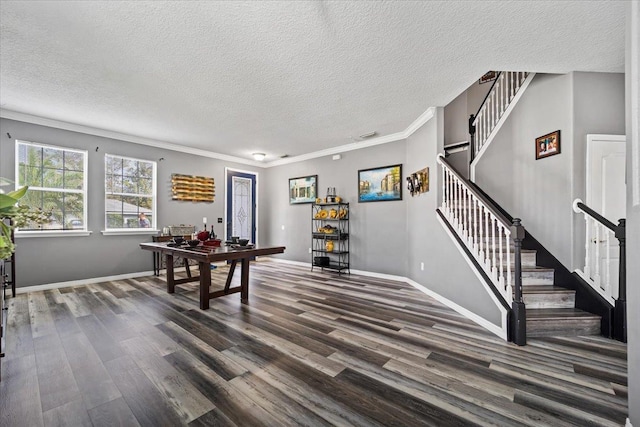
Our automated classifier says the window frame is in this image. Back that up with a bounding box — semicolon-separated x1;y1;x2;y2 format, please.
103;153;157;234
14;140;89;237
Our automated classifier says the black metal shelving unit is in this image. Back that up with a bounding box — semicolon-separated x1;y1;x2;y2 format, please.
311;202;349;274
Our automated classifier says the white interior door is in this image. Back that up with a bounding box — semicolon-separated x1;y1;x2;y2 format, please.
586;134;626;296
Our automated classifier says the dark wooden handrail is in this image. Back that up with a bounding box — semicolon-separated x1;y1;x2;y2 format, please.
439;154;526;345
573;198;626;342
575;201;617;232
472;72;503;124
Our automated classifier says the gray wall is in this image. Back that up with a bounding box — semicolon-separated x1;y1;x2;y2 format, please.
0;118;262;287
443;78;491;179
406;108;501;326
571;72;626;268
262;140;409;276
475;73;575;268
474;72;625;271
625;1;639;423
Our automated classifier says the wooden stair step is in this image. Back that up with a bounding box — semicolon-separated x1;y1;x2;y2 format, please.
516;266;555;285
520;285;575;309
526;308;601;337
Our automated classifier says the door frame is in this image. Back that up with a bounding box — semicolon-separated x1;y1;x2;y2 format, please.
224;167;259;245
586;134;626;209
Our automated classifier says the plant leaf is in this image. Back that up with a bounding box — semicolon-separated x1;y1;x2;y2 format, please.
0;193;20;210
7;186;28;200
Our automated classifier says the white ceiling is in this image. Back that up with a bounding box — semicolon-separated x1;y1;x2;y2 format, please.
0;1;626;165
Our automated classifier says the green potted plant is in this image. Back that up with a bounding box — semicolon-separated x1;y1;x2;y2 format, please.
1;181;51;260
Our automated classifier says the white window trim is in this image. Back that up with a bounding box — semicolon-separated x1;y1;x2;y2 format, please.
104;153;157;232
14;140;89;235
16;230;92;238
101;229;158;236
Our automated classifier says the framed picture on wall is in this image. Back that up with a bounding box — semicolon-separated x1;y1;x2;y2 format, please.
479;71;497;84
289;175;317;204
358;164;402;202
535;130;561;160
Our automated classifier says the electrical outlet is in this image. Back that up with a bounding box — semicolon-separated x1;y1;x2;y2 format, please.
308;248;312;253
420;262;424;271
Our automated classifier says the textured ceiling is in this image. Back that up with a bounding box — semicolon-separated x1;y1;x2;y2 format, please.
0;1;626;164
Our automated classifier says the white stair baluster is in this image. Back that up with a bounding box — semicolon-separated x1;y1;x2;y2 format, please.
594;222;601;287
498;223;504;288
506;232;512;298
491;216;497;280
441;167;446;211
605;230;611;297
584;215;591;277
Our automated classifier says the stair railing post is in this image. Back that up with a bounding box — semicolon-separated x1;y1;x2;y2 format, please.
511;218;526;346
614;219;627;342
468;114;476;163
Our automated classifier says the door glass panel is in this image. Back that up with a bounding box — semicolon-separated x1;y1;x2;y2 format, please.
232;176;252;240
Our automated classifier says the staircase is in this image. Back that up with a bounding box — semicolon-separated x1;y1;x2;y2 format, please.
514;248;601;337
438;156;602;342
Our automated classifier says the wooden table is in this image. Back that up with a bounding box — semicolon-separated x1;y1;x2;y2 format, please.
140;242;285;309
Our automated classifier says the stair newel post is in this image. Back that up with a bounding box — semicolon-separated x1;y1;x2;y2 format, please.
613;219;627;342
511;218;526;346
468;114;476;162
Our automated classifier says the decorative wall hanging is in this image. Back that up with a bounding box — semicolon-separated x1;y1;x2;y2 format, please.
535;130;561;160
289;175;317;204
171;174;215;202
407;167;429;196
358;164;402;202
479;71;497;84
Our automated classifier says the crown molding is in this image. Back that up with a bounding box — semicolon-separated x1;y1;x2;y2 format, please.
264;107;436;168
0;109;264;167
1;106;436;169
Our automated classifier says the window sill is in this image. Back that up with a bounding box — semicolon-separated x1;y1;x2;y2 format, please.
16;230;93;238
101;229;159;236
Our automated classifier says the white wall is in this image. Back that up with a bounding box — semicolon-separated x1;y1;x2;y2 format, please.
625;1;639;424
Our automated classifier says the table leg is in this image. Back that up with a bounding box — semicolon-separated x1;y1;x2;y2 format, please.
153;252;157;275
240;258;250;303
184;258;192;278
224;260;237;293
199;261;211;310
166;254;175;293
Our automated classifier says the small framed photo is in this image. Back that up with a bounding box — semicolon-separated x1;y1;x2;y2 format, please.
479;71;497;84
535;130;561;160
289;175;317;204
358;164;402;203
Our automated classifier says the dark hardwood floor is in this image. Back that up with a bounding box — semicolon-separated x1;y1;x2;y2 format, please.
0;260;628;426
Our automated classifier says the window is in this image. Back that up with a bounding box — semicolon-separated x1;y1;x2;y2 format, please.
15;140;87;231
105;154;156;230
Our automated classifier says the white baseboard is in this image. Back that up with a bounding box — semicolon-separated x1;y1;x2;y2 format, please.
15;270;155;294
271;258;506;340
404;278;506;340
269;258;310;268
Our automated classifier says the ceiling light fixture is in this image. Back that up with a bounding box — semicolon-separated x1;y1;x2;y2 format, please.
252;153;266;161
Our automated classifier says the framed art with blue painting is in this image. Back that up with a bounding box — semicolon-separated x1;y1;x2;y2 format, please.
289;175;317;204
358;164;402;203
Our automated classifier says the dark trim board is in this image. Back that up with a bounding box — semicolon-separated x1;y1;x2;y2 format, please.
469;182;614;337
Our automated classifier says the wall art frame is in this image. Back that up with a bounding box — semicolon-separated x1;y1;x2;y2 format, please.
358;164;403;203
535;130;561;160
289;175;317;204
